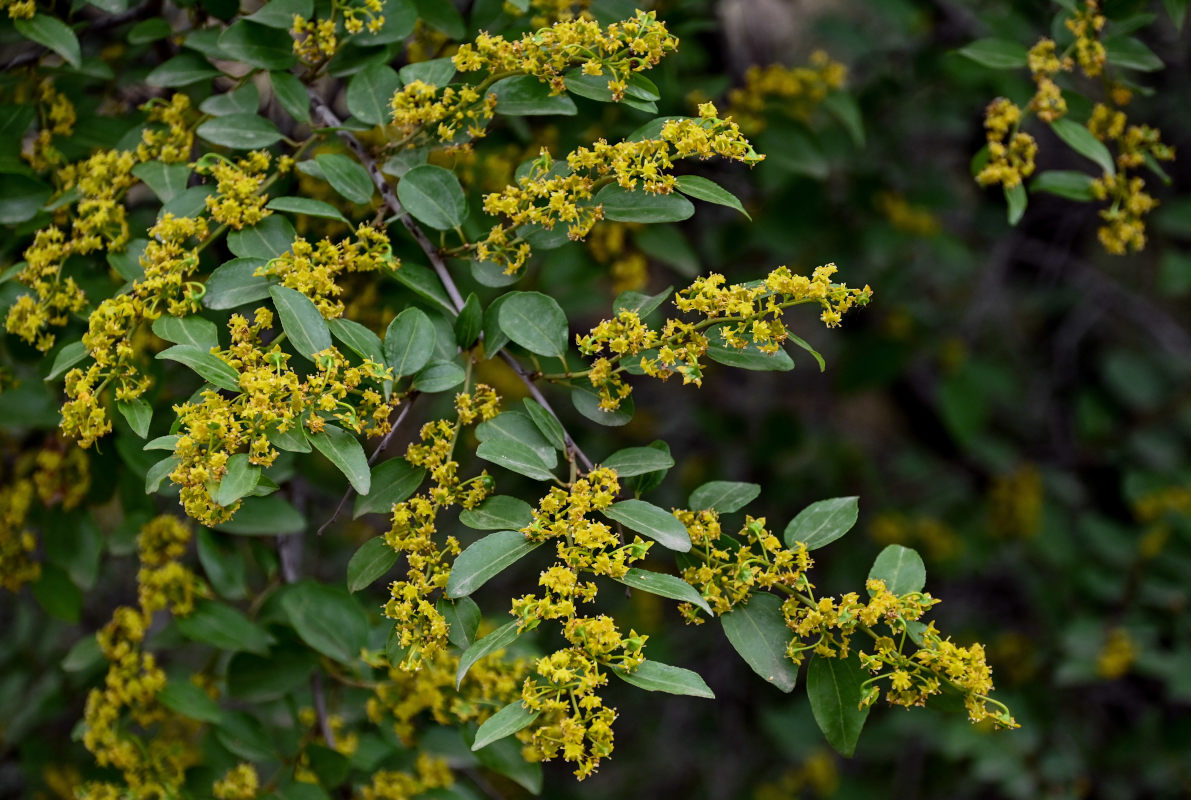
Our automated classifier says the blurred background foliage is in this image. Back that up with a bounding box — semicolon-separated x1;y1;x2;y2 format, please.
1;0;1190;798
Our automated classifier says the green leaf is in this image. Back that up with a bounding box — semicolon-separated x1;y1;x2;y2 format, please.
161;185;215;219
116;398;153;438
1005;182;1027;226
783;496;860;550
127;18;172;44
1104;36;1163;71
316;153;375;205
787;332;827;372
675;175;750;219
270;286;332;359
156;345;240;392
476;440;557;482
62;634;102;672
498;292;569;358
218;20;297;69
807;655;871;757
347;536;400;592
196;528;248;600
271;70;311;123
0;173;51;224
46;341;88;381
106;239;147;282
438;597;481;650
398;55;456;87
354;458;426;518
159;680;224;724
458;495;534;530
601;500;690;552
204;258;273;309
384;307;436;376
563;70;657;112
32;564;81;623
446;530;541;598
215;495;306;535
152;314;219;350
823;90;865;147
472;700;540;751
413;0;464;37
228;215;296;259
176;600;272;654
613;285;673;318
197;114;284;149
455;292;483;348
616;567;711;615
15;15;81;68
706;328;794;372
491;75;578;116
212;453;262;507
200;83;261;116
611;660;715;698
1050;118;1116;176
482;293;513;358
957;38;1029;69
266;196;349;224
571;386;633;427
145;456;179;494
348;63;402;125
309;425;371;494
281;580;369;663
132;161;191;202
247;0;313;28
328;318;385;366
413;360;467;392
601;445;674;477
456;620;522;688
397;164;467;230
689;481;761;514
266;422;310;454
476;411;557;468
144;435;179;451
596;183;695;223
720;592;798;692
227;646;316;702
868;544;926;594
1029;170;1097;202
1166;0;1188;29
522;398;566;452
147;53;220;87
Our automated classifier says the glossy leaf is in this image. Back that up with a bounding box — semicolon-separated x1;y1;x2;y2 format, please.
476;440;557;482
1050;118;1116;176
348;63;403;125
159;680;224;724
783;496;860;550
270;286;332;359
354;458;426;518
309;425;371;495
397;164;467;230
446;530;541;598
456;620;522;688
868;544;926;595
347;536;400;592
498;292;569;358
611;660;715;698
601;500;691;552
212;453;261;507
807;655;871;757
176;600;272;655
596;183;695;223
720;593;798;692
957;38;1029;69
458;495;534;530
15;15;81;68
601;445;675;477
266;196;349;223
675;175;750;219
116;398;153;438
689;481;761;514
204;259;273;309
384;307;436;376
471;700;540;751
197;114;283;149
491;75;578;115
316;153;375;204
616;568;711;615
281;580;369;663
156;345;240;392
412;360;466;392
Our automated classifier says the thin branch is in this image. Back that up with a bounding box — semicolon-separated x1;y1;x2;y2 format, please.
316;400;416;536
307;88;596;471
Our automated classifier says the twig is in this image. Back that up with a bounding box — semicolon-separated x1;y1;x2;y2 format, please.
316;400;416;536
306;88;596;471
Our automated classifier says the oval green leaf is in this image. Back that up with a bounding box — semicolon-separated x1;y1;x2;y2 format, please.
446;530;541;598
601;500;691;552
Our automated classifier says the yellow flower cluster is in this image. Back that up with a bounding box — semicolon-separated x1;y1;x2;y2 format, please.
170;310;395;524
292;15;339;61
1026;39;1069;123
870;511;960;562
675;510;810;622
25;78;76;170
726;52;847;132
1133;483;1191;560
477;103;763;273
1087;103;1174;254
454;10;677;99
256;224;395;317
384;387;501;669
390;80;499;146
212;764;258;800
2;0;34;19
342;0;384;34
81;516;206;798
1096;626;1134;679
514;0;592;28
5;94;192;352
1066;0;1107;77
0;478;38;592
505;467;649;779
358;754;454;800
61;213;210;447
875;192;941;237
987;464;1043;539
364;643;528;740
197;151;273;230
292;708;359;783
975;98;1036;189
575;263;870;410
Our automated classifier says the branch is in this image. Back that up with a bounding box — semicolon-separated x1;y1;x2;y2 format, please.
307;88;596;471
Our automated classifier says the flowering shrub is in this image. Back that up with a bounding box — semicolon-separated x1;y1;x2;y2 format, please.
1;0;1185;797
